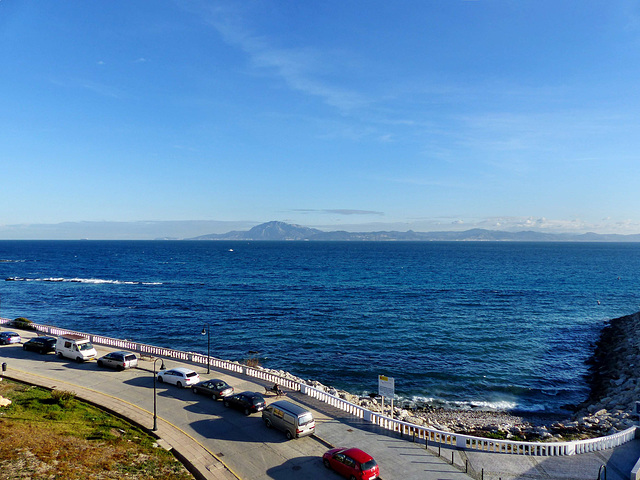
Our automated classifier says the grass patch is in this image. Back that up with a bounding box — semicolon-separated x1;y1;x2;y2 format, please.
0;379;193;479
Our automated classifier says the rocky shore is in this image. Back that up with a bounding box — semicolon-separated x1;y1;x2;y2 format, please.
266;312;640;442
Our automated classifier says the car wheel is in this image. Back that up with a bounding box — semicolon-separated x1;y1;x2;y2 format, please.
192;387;199;395
157;376;164;383
22;345;27;350
323;458;331;469
224;400;230;408
75;357;82;363
57;352;63;359
264;418;272;428
286;430;294;440
244;408;250;416
350;476;357;480
176;381;183;388
97;360;104;367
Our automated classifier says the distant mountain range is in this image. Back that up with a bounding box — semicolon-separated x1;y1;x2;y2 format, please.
188;221;640;242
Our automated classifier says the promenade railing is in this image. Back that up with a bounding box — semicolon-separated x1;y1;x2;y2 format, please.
3;317;637;457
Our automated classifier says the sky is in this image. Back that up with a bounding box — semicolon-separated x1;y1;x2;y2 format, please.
1;1;640;239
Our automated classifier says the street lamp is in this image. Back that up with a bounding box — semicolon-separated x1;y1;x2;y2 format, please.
153;357;165;431
201;324;210;374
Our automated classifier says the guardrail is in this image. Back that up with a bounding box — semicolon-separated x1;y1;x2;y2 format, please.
2;317;636;457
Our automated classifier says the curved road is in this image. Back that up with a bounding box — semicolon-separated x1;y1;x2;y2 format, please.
2;330;639;480
0;330;470;480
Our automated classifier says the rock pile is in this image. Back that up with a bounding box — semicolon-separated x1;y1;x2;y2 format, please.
259;312;640;441
573;311;640;435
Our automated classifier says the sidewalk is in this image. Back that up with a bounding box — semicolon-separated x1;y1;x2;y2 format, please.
2;328;640;480
3;368;238;480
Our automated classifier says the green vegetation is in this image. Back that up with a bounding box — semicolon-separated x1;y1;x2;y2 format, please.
13;317;34;329
0;379;193;479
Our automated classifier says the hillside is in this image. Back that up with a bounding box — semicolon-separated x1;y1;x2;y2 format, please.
188;221;640;242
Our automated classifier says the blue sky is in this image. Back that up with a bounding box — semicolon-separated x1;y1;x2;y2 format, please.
2;1;640;239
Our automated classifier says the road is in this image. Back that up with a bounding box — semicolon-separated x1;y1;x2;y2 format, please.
0;329;471;480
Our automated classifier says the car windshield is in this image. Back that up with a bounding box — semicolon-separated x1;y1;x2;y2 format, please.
78;343;94;351
361;459;378;471
252;398;263;406
299;413;313;425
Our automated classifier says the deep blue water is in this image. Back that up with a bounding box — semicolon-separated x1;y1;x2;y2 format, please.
1;240;639;413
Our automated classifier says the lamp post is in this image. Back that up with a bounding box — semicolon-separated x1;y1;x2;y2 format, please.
153;357;165;431
201;324;210;374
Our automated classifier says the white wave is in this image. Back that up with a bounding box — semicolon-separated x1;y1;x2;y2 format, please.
406;395;519;412
5;276;162;285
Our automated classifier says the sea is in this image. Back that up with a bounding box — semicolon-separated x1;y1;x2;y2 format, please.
1;240;639;413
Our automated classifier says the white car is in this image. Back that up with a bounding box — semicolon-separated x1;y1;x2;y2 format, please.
157;367;200;388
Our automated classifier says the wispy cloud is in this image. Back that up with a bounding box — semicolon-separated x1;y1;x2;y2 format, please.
199;5;368;112
293;209;384;216
321;215;640;235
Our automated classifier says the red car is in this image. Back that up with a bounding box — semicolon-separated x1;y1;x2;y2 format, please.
322;447;380;480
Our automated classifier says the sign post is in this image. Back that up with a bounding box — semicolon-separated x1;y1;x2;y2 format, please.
378;375;395;417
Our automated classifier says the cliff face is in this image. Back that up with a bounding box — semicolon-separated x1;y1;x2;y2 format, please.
576;311;640;433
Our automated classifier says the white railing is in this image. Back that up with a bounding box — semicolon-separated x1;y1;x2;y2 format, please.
6;318;638;457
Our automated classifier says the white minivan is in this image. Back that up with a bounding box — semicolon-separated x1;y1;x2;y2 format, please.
55;334;97;362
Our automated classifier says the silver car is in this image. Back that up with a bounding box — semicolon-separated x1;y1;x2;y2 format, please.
97;351;138;370
0;331;21;345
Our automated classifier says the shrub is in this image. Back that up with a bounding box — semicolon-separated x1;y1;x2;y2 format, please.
244;356;261;368
13;317;34;330
51;390;75;408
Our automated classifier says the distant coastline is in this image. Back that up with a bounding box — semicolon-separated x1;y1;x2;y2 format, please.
3;220;640;241
187;220;640;242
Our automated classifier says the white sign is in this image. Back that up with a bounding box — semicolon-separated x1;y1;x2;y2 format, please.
378;375;395;398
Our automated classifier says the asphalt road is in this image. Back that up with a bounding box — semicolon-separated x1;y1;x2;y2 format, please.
0;330;471;480
4;329;639;480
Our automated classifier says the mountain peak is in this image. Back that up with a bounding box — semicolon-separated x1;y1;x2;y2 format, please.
246;221;321;240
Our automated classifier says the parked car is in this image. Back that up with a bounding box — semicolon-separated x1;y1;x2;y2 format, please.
156;367;200;388
0;331;21;345
22;336;56;353
322;447;380;480
97;351;138;370
223;391;266;415
262;400;315;439
192;379;234;400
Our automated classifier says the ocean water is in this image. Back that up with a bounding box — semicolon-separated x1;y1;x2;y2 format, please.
1;240;639;413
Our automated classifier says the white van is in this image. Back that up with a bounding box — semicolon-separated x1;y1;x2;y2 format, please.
55;334;97;362
262;400;315;439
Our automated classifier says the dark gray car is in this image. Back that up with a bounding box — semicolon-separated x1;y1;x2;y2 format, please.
192;379;234;400
97;351;138;370
23;336;56;354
